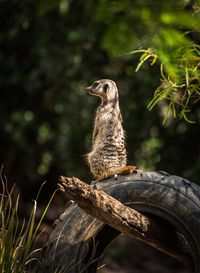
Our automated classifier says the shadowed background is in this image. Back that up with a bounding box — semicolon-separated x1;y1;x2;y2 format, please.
0;0;199;272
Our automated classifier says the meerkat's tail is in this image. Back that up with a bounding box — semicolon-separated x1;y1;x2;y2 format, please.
96;165;137;181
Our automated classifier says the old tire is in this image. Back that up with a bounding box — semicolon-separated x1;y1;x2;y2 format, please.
40;170;200;273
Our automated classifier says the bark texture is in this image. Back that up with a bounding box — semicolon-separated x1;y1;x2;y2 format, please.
59;176;193;269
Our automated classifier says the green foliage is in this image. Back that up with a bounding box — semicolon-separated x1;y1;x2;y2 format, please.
0;171;55;273
0;0;200;200
98;0;200;123
131;42;200;123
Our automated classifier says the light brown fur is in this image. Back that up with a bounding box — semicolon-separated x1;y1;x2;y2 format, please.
86;79;136;180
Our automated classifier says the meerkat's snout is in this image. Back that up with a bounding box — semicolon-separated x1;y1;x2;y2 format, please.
86;81;99;95
86;85;93;93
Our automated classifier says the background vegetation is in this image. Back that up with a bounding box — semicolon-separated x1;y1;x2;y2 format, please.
0;0;199;272
1;0;199;201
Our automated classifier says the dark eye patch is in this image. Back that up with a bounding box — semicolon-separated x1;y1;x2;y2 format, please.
92;82;99;88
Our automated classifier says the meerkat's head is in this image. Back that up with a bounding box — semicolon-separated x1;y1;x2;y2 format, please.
86;79;118;104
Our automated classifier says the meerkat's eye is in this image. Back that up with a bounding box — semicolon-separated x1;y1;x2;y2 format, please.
103;83;109;93
92;82;99;89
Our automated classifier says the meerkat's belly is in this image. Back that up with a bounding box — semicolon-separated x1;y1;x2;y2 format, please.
88;106;127;179
88;136;127;179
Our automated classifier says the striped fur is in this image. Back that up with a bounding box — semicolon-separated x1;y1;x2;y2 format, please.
86;79;127;180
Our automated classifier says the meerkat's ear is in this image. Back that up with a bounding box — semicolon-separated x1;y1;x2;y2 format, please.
103;83;109;93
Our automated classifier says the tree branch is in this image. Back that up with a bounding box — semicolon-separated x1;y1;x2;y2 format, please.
59;176;193;269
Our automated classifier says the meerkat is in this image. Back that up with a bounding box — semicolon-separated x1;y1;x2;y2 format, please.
86;79;136;181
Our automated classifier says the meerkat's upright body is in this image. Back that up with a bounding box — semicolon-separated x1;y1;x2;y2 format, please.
86;79;135;180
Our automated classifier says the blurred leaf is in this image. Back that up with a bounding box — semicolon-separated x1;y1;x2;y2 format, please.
36;0;60;16
160;11;200;30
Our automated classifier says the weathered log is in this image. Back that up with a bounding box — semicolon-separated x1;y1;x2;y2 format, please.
59;175;193;269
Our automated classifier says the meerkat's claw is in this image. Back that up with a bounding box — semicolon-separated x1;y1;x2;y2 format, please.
91;180;98;189
114;174;118;180
92;184;97;189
